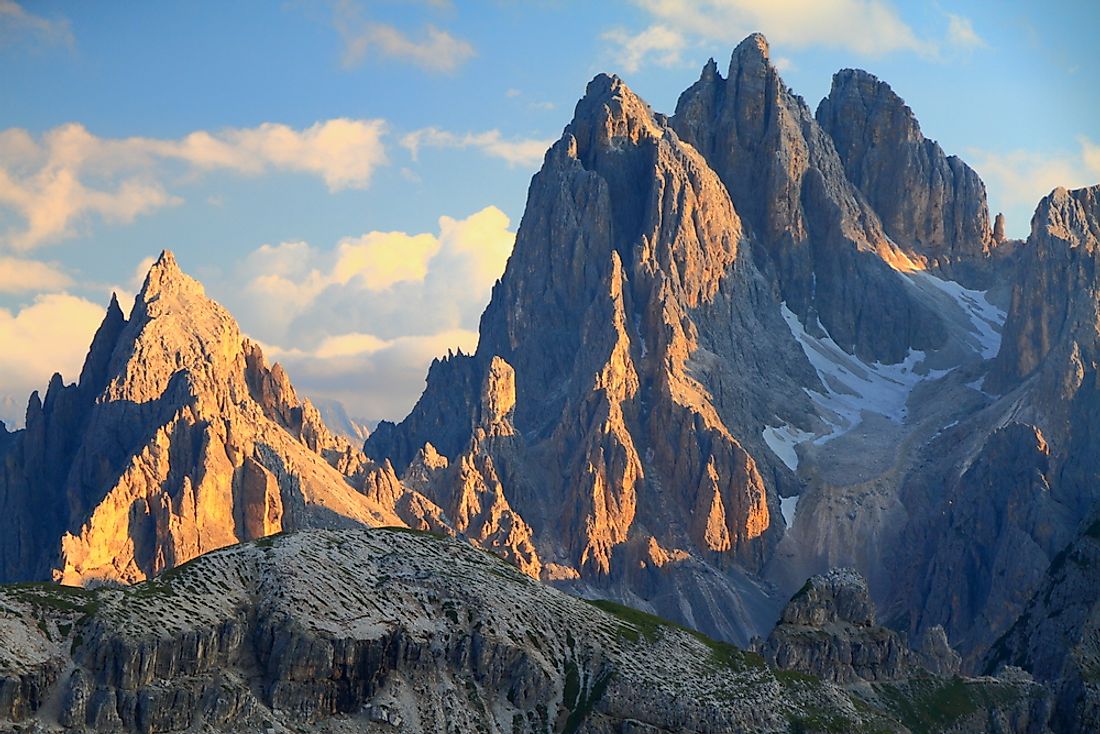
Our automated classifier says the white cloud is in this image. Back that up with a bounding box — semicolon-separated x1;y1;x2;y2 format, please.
967;136;1100;238
0;119;387;249
611;0;943;71
0;256;72;292
946;13;986;50
333;0;474;73
262;329;480;424
0;0;73;49
602;24;688;73
0;292;105;427
218;206;514;422
401;127;552;168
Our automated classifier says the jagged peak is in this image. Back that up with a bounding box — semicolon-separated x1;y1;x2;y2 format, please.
699;57;720;82
569;72;660;154
1031;184;1100;248
823;68;923;140
729;32;771;73
137;248;205;305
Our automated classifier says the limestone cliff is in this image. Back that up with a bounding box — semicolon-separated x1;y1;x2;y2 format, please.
671;34;946;363
0;252;445;586
368;70;831;644
987;517;1100;733
817;68;994;266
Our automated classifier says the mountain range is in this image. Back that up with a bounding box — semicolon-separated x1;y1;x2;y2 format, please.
2;32;1098;733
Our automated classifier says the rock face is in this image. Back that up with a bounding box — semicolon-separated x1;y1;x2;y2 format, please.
369;69;839;644
763;568;914;683
893;186;1100;669
0;252;446;586
671;35;946;363
0;528;1053;734
817;68;994;266
987;517;1100;733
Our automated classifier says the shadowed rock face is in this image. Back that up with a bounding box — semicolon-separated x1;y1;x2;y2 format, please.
0;252;451;586
671;34;946;364
987;517;1100;733
817;68;994;266
887;187;1100;676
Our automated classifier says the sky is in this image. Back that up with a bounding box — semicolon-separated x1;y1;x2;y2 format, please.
1;0;1098;431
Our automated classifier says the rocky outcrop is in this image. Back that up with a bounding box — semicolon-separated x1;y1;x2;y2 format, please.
0;252;447;586
1;528;919;733
762;568;915;683
672;35;946;364
817;68;994;265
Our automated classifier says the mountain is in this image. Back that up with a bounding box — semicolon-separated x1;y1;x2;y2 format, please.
3;30;1100;733
817;68;995;269
0;252;448;586
365;33;1021;646
0;527;1048;733
890;185;1100;669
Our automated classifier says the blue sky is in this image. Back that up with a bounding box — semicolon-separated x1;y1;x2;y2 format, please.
1;0;1097;429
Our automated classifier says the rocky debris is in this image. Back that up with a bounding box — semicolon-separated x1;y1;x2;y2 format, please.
762;568;915;683
672;35;946;364
0;251;448;587
817;68;994;265
986;517;1100;732
1;528;916;733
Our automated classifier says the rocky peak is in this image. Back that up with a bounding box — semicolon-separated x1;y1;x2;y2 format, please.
994;212;1007;243
992;185;1100;388
764;568;921;683
817;68;994;264
478;356;516;437
569;73;661;158
672;34;946;364
780;567;876;627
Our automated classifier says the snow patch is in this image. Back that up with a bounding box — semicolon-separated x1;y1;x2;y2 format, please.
781;304;951;445
763;423;814;471
910;272;1006;359
780;495;800;527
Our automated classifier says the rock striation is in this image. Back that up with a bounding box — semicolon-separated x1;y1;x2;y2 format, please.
0;528;1052;734
817;68;994;266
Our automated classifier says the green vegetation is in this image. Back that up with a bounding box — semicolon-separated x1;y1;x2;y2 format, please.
585;598;765;671
875;677;1022;734
3;582;99;614
563;667;614;734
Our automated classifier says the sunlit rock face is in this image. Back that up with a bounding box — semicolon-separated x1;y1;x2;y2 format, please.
0;251;449;585
817;68;995;267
